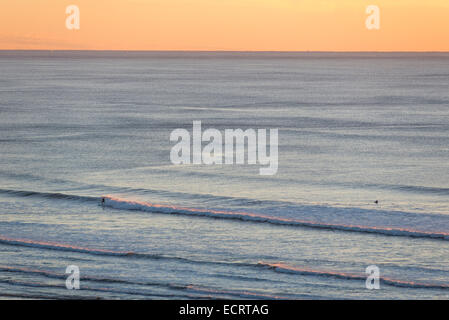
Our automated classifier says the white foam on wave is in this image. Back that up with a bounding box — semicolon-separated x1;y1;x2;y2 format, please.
259;262;449;290
103;196;449;241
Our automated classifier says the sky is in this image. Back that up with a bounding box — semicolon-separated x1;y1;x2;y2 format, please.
0;0;448;51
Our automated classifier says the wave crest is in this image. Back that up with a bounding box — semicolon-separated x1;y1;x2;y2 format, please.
258;262;449;290
103;196;449;241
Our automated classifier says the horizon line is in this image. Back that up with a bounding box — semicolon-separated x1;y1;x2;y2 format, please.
1;49;449;53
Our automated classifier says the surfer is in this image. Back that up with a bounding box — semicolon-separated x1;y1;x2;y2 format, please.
101;197;105;206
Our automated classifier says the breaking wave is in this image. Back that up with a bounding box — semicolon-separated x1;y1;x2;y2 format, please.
2;187;449;241
258;262;449;290
103;196;449;241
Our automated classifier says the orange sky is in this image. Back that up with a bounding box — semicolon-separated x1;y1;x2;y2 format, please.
0;0;448;51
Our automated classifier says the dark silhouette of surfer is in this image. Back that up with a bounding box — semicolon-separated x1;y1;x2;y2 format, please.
101;197;105;207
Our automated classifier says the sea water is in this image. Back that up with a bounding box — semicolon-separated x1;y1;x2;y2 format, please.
0;51;448;299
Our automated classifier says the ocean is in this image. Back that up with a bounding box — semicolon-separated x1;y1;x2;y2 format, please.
0;51;448;299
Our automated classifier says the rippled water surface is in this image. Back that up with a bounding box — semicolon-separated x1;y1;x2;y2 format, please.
1;52;448;299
